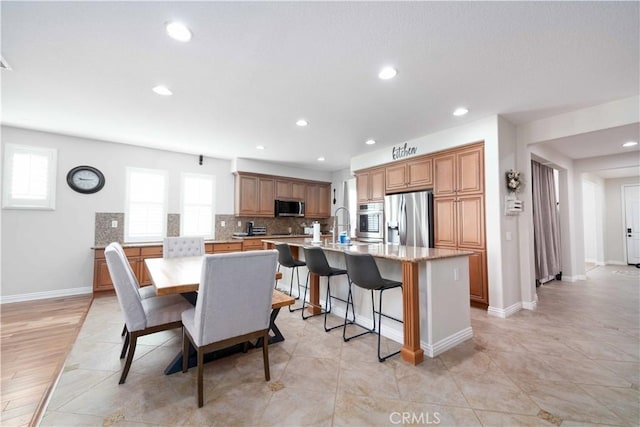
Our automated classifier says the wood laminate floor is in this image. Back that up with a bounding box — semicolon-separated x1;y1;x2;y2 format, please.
1;294;93;426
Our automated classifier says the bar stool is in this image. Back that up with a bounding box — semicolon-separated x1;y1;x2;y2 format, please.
274;243;307;312
343;252;403;362
301;246;354;332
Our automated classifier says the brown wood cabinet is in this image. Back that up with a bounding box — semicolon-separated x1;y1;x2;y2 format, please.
432;142;487;306
292;182;306;200
385;156;433;193
434;143;484;197
305;183;331;218
93;245;160;292
356;167;385;203
241;239;265;251
275;179;292;199
235;173;329;218
235;174;275;217
213;242;243;253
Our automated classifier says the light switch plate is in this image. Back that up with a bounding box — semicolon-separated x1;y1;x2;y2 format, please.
111;220;118;228
221;221;225;227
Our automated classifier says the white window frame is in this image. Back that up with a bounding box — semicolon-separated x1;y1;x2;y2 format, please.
125;167;168;242
2;143;57;210
180;172;216;239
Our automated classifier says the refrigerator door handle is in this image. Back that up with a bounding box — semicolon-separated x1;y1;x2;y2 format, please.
398;196;407;245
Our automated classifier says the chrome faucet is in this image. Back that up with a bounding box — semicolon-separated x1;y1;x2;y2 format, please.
332;207;351;243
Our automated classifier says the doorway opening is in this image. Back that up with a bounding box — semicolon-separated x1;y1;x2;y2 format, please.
531;160;562;285
623;184;640;267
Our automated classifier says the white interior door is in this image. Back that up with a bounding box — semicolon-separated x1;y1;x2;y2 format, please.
624;184;640;265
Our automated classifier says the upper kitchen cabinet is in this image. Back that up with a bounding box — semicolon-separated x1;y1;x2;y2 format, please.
434;142;484;197
275;179;306;201
275;179;292;199
235;173;275;217
356;167;385;203
292;181;306;200
305;183;331;218
385;156;433;193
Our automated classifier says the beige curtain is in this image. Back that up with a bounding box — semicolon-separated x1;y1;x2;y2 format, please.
531;160;562;283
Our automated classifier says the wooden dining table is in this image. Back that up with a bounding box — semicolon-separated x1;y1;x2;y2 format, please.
144;255;292;374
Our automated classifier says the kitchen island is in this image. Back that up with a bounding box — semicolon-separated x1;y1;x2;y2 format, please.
261;237;473;364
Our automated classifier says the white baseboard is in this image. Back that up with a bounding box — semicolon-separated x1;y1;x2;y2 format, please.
605;260;627;266
422;327;473;358
0;286;93;304
487;301;522;318
522;300;537;310
328;305;403;344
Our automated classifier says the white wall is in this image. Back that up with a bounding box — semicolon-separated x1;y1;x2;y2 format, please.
1;126;235;300
232;158;332;182
517;97;640;304
605;178;640;264
582;174;605;265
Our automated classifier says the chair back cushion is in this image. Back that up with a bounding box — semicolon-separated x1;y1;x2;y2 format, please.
105;243;147;331
193;250;278;345
163;237;205;258
344;252;384;290
303;246;332;276
275;243;296;267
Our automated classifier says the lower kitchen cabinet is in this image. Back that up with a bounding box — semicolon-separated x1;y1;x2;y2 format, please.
93;246;156;292
241;239;265;251
94;241;243;293
468;250;488;303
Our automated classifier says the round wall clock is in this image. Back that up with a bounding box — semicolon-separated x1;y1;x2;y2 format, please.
66;165;105;194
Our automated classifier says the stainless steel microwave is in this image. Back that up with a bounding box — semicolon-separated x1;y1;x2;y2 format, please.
274;199;305;217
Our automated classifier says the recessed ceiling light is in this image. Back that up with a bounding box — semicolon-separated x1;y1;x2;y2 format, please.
365;139;376;145
378;66;397;80
453;108;469;116
317;157;325;162
256;145;265;150
296;119;308;127
622;141;638;147
166;22;192;42
152;85;173;96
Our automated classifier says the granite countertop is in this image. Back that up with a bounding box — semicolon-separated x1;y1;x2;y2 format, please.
92;239;238;250
260;237;473;263
233;233;332;240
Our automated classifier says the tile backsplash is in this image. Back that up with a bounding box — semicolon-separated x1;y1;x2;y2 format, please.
95;212;332;246
214;215;331;240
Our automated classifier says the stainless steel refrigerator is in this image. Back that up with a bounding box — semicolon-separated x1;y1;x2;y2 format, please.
384;191;434;247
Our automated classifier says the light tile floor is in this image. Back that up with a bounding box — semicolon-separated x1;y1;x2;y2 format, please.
41;266;639;426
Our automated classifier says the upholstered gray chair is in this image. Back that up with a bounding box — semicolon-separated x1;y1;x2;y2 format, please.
112;243;157;339
163;236;205;258
105;243;193;384
182;250;278;407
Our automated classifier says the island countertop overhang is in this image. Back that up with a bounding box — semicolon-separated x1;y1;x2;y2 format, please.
260;237;472;263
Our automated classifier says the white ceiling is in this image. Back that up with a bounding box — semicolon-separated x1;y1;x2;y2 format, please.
1;1;639;173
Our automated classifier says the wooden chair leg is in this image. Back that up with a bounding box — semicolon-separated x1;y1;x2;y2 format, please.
120;332;129;359
119;332;137;384
182;329;189;373
197;348;204;408
262;331;270;382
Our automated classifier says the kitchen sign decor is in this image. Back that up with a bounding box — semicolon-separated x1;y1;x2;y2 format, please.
391;142;418;160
